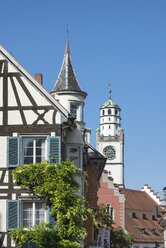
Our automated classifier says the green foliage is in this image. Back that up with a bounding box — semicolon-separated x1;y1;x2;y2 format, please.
11;159;90;248
94;205;132;248
10;223;80;248
110;227;132;248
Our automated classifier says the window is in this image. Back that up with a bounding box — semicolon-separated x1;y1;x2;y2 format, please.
70;104;78;119
102;126;104;130
68;146;80;168
106;204;114;221
22;202;47;228
115;109;118;115
7;136;61;167
23;138;46;164
109;118;111;121
102;110;105;115
102;118;104;122
109;125;111;129
7;200;55;231
108;109;111;115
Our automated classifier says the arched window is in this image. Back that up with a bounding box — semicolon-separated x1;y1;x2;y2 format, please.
108;109;111;115
102;110;105;115
115;109;118;115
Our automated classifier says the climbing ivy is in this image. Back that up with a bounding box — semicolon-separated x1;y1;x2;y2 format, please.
11;160;90;248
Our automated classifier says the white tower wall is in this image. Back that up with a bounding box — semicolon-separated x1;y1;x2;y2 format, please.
96;91;124;186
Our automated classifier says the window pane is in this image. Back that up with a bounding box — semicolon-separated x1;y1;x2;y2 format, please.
36;156;42;163
36;139;45;147
69;156;78;166
23;139;34;164
35;139;45;163
35;202;45;225
71;104;78;119
23;139;33;147
24;147;33;156
24;157;33;164
36;148;41;156
23;202;33;228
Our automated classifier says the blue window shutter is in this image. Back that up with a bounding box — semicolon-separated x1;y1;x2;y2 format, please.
48;136;61;164
7;137;19;167
6;200;19;231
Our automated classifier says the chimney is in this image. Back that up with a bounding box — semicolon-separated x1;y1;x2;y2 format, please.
35;73;43;85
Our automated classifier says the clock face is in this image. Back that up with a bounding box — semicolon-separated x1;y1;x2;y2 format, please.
104;146;116;159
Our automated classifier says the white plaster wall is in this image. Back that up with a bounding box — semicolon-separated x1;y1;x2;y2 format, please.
55;93;84;120
13;77;32;106
8;111;22;125
0;137;7;168
66;122;84;145
8;61;18;73
0;200;6;232
98;140;124;185
21;78;52;106
56;112;62;124
23;110;38;125
105;163;123;185
8;78;17;106
100;124;120;136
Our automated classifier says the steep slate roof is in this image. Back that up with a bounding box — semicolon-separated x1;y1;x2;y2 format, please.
52;39;83;93
124;188;163;244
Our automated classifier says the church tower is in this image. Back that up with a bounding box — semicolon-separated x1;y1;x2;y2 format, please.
96;88;124;186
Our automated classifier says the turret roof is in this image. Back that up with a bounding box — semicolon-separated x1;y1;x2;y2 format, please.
100;98;119;109
52;39;84;94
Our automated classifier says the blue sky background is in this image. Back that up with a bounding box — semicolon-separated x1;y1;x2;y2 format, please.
1;0;166;196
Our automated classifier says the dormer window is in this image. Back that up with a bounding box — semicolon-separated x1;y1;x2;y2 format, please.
108;109;111;115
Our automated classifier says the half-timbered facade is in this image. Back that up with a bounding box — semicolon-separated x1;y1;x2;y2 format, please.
0;43;83;248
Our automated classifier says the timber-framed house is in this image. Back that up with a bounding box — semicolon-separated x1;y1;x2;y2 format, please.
0;42;81;248
0;39;106;248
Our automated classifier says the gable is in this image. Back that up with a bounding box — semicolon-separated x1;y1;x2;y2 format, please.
0;45;69;127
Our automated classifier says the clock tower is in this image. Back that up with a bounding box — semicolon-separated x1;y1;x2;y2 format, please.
96;88;124;186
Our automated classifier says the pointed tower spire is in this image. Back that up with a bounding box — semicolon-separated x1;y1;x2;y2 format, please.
65;25;70;54
52;32;87;97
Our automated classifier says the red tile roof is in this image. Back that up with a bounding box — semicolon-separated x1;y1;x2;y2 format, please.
124;188;163;243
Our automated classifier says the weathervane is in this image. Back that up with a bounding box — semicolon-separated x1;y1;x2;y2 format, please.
108;83;111;99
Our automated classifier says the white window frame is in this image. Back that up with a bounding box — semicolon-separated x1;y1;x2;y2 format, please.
106;203;115;221
21;135;48;164
21;200;48;228
69;101;83;121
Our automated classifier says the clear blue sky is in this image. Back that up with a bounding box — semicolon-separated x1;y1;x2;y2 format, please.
1;0;166;196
